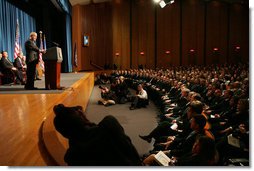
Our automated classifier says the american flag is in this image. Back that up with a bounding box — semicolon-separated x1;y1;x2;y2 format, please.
43;34;47;50
39;32;44;71
14;19;20;59
73;42;78;67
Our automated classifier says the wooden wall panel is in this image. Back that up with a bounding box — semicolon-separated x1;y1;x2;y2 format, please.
81;3;113;70
228;3;249;63
206;1;228;65
112;0;130;69
72;5;82;71
157;0;180;68
72;0;249;71
182;0;205;65
131;0;155;69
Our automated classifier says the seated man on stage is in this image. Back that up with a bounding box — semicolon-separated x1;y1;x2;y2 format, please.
129;84;148;110
14;52;27;72
0;51;25;84
0;53;3;82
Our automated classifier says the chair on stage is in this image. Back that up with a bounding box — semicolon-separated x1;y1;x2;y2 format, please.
0;68;16;85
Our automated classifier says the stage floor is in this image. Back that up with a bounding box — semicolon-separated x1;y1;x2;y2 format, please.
0;72;86;94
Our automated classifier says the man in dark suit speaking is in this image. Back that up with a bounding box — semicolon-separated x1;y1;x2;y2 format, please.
24;32;45;90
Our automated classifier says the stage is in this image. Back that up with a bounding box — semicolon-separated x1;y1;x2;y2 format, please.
0;72;87;94
0;72;94;166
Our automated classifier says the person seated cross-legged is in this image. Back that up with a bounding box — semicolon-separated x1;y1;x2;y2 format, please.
98;85;117;107
130;84;149;110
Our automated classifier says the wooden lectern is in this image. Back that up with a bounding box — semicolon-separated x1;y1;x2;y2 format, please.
42;47;63;90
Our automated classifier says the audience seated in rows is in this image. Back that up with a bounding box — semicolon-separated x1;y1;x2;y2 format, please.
63;64;249;166
143;136;218;166
97;63;249;166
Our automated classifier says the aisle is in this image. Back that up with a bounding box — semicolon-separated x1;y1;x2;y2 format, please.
85;85;159;156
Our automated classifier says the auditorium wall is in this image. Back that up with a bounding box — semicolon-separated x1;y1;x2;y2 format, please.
72;0;249;71
181;0;205;66
131;0;155;69
206;0;228;64
112;0;131;69
157;0;180;68
72;2;113;71
228;3;249;63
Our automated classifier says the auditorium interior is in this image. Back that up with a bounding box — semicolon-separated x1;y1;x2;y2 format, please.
0;0;250;167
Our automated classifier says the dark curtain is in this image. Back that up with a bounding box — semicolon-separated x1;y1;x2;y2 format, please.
0;0;36;62
65;14;72;72
57;0;71;14
56;0;72;72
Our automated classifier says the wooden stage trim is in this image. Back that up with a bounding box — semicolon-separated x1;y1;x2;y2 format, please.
42;72;94;166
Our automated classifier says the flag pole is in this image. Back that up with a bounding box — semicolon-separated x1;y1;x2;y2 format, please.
43;34;47;50
73;41;78;73
39;31;43;47
14;19;20;60
38;31;45;76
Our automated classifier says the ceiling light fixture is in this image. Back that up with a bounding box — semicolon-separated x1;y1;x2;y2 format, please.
159;1;166;8
158;0;175;8
169;0;175;4
153;0;161;3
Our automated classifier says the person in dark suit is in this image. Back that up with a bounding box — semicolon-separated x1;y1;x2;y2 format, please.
0;52;3;83
139;100;204;143
14;52;27;72
143;136;218;166
0;51;24;84
24;32;45;90
0;52;2;73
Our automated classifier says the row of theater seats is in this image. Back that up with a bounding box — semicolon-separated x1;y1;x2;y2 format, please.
97;63;249;166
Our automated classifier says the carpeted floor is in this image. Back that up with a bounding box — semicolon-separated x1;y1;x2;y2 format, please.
85;85;159;156
0;72;86;94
